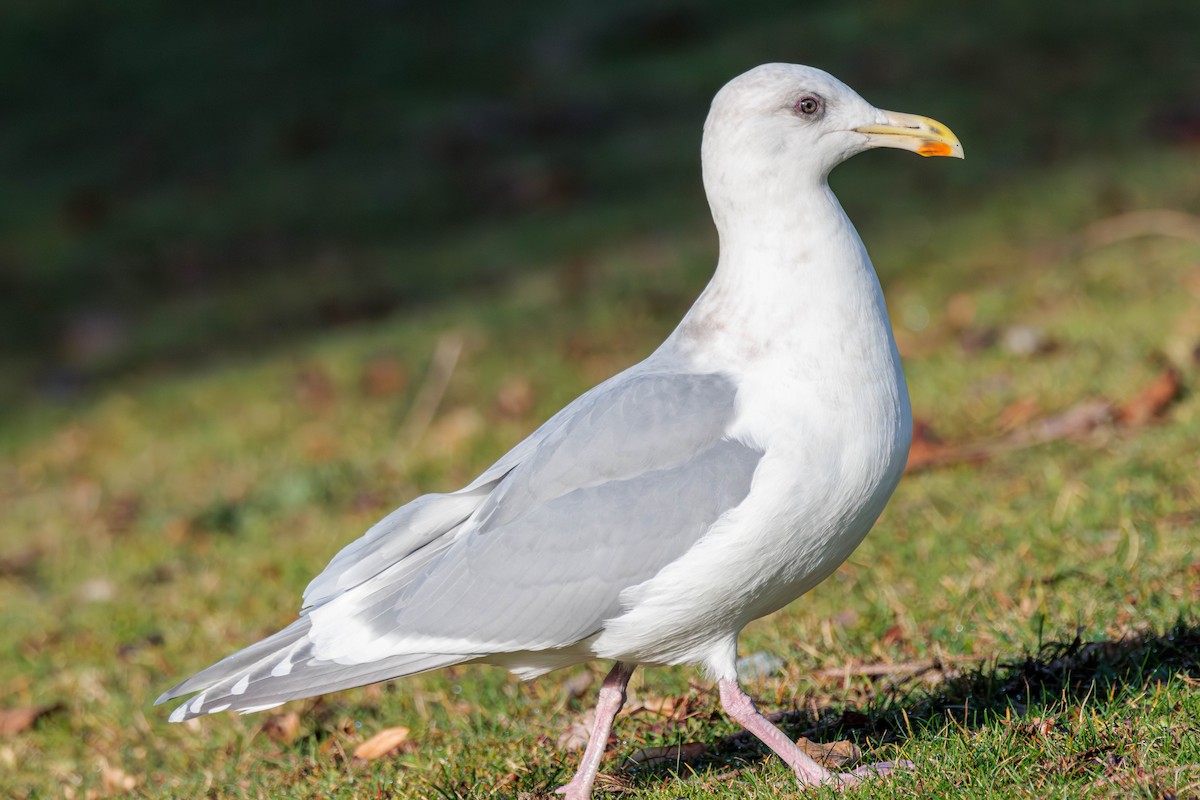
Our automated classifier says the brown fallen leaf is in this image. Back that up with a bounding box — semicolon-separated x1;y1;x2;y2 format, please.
0;547;41;579
880;624;906;647
625;741;707;768
905;418;952;471
361;356;408;398
353;726;411;760
560;670;595;701
557;710;594;752
0;705;57;735
634;695;681;716
262;712;301;745
625;694;701;722
797;737;861;768
1116;367;1182;427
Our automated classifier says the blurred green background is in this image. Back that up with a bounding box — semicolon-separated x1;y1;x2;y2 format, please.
5;0;1198;406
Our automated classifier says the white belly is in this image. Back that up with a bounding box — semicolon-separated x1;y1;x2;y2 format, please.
591;350;911;669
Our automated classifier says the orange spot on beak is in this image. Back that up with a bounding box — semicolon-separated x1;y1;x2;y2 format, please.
917;141;954;158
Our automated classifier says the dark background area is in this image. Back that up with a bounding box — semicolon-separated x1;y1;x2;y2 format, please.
3;0;1199;403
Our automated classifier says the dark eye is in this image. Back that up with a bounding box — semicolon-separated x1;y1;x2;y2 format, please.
795;95;821;116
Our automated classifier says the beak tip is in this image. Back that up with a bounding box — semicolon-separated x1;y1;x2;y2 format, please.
858;111;963;161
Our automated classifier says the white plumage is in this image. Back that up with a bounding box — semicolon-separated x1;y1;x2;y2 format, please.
159;63;961;796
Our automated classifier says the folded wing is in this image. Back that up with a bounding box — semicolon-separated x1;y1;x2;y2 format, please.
161;368;762;720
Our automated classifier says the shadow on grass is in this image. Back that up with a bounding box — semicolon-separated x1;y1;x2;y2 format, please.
617;619;1200;791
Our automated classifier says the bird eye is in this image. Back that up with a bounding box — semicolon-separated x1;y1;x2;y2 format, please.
795;95;821;116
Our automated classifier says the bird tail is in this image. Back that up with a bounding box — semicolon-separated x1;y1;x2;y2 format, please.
155;616;475;722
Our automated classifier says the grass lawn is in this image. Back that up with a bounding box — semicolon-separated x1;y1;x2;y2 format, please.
3;139;1199;799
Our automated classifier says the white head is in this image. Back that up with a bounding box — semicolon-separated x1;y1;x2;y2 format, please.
701;63;962;226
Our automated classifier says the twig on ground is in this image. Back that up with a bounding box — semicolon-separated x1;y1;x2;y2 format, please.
1083;209;1200;249
907;368;1182;473
812;655;980;681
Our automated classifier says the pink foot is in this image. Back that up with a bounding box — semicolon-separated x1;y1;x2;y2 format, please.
828;759;915;788
554;663;636;800
718;678;911;791
554;778;587;800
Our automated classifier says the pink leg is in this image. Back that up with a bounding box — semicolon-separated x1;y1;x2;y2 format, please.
719;678;835;784
718;678;909;788
556;662;636;800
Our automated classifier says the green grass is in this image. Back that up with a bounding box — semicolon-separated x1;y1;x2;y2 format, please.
3;140;1199;798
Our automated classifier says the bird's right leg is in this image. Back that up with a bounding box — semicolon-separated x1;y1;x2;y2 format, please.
555;662;636;800
718;678;908;788
718;678;836;784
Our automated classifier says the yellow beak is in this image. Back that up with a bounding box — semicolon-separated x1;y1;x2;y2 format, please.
854;110;964;159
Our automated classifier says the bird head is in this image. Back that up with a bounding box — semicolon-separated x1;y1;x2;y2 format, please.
701;63;962;215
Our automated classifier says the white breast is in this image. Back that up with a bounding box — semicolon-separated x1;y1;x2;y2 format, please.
592;187;912;672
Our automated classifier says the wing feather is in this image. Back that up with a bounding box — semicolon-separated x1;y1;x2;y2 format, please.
306;371;762;663
165;367;761;718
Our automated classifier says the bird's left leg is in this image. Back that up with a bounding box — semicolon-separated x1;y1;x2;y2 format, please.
556;662;636;800
718;678;908;788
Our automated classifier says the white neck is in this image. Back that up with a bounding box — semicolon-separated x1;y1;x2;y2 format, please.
664;181;898;377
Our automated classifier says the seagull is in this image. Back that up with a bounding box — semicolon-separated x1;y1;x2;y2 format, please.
158;63;962;796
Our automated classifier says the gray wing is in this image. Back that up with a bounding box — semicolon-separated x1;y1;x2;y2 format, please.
160;368;762;720
302;369;763;663
299;365;641;610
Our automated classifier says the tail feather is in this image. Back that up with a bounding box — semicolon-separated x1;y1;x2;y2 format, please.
157;616;479;722
156;618;311;705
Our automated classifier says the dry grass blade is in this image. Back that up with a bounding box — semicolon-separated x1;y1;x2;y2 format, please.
401;334;464;448
1015;399;1115;443
812;655;978;680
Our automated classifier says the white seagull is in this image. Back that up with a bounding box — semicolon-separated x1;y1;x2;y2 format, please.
159;63;962;796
